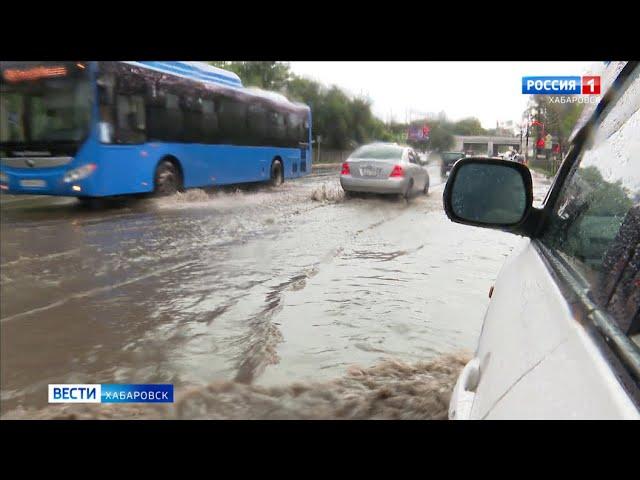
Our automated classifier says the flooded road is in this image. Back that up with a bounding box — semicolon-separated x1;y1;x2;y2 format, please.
0;163;551;419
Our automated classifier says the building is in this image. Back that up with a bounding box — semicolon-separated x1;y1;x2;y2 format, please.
452;135;522;156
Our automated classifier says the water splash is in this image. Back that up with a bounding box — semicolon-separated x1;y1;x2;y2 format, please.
1;352;470;420
311;182;345;203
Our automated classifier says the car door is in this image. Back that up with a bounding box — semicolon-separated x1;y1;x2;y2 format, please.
451;62;640;419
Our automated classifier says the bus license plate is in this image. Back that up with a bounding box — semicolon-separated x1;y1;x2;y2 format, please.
20;179;46;188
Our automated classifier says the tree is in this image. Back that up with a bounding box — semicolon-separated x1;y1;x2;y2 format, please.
426;121;454;151
209;61;292;90
451;117;486;136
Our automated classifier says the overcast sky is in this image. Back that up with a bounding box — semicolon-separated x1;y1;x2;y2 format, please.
288;62;598;128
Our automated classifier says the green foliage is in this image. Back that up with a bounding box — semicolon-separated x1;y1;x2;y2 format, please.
426;121;454;151
578;166;632;216
450;117;486;136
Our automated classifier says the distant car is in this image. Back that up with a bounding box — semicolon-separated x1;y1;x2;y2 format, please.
340;143;430;199
500;151;523;162
440;151;466;178
499;151;526;164
445;61;640;419
512;153;525;164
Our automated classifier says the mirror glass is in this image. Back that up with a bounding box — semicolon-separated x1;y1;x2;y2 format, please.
451;163;527;225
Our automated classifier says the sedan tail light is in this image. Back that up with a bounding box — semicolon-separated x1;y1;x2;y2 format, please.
341;162;351;175
389;165;404;177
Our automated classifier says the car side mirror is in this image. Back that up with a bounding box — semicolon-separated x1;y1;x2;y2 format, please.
443;157;536;236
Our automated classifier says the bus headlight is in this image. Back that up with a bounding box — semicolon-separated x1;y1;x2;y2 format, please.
63;164;97;183
0;172;8;183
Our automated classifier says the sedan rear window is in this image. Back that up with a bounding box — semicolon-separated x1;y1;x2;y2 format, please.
442;152;464;162
351;145;404;159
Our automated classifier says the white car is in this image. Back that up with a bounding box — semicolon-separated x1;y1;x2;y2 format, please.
340;143;430;199
444;61;640;419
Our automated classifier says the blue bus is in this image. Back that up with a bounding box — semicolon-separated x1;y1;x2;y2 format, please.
0;61;312;199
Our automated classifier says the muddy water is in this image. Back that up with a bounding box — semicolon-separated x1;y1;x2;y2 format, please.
0;166;552;419
3;352;470;419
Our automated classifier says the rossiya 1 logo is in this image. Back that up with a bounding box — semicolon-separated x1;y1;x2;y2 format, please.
522;76;601;95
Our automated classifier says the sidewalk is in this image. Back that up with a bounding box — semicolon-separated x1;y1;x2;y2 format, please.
531;169;553;206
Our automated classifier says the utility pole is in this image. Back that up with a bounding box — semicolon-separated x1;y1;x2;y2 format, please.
525;112;530;164
519;125;523;154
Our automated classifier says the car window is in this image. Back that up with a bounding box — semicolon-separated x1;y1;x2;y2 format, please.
351;144;404;159
442;152;464;162
408;150;417;164
541;65;640;336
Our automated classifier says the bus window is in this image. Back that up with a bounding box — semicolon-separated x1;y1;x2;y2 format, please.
287;112;304;146
268;110;286;145
201;98;218;143
182;95;203;143
218;96;247;145
0;92;26;142
164;92;184;141
115;94;145;144
248;103;268;145
145;80;167;141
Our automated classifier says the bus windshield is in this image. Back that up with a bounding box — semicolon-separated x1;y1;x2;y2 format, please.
1;75;92;144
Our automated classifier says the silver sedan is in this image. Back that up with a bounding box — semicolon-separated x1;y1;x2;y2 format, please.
340;143;430;199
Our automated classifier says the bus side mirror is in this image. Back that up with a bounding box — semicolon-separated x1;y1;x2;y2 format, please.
443;157;536;236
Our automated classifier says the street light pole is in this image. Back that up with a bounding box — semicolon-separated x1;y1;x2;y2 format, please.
525;112;530;164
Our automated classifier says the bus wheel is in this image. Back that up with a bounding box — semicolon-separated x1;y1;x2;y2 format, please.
269;159;284;187
154;160;181;196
